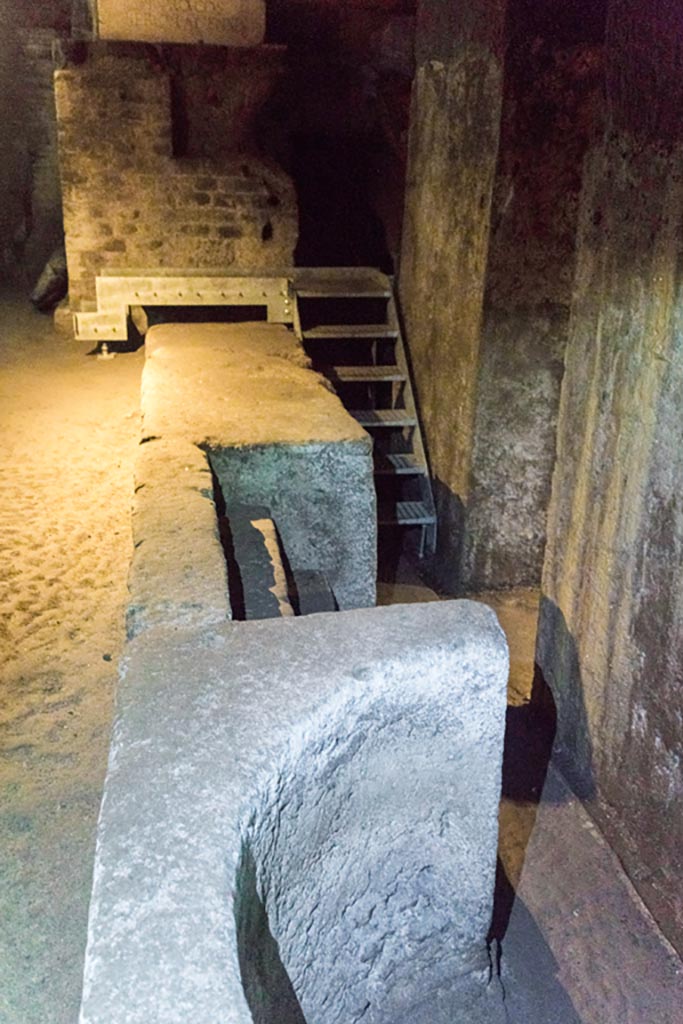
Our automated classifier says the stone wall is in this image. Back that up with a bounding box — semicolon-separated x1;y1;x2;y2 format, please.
463;15;604;589
398;0;507;591
0;2;30;276
54;47;297;310
0;2;67;281
20;29;65;280
537;0;683;953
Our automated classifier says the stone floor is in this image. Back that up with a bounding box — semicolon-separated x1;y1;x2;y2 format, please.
1;290;682;1022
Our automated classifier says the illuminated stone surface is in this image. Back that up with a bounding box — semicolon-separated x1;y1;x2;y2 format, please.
79;601;508;1024
92;0;265;46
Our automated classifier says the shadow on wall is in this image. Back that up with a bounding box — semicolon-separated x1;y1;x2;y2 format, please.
420;477;467;595
535;596;596;802
407;477;598;807
490;866;585;1023
489;661;590;1022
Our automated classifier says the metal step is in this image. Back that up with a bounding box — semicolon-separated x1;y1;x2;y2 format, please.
325;365;406;383
351;409;417;428
303;324;399;340
374;452;426;476
291;268;437;557
378;501;436;526
293;268;392;298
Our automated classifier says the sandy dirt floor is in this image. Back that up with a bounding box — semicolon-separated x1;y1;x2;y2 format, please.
0;289;142;1024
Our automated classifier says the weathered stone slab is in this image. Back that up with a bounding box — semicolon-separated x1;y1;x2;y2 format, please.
143;322;376;610
127;439;230;638
290;568;337;615
91;0;265;46
79;600;508;1024
223;503;294;620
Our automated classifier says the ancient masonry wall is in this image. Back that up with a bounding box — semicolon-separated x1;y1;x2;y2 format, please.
398;0;507;593
54;47;297;310
537;0;683;954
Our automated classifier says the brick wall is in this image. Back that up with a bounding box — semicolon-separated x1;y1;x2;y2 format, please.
54;48;297;309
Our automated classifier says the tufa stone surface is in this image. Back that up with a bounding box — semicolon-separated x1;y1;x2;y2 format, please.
398;0;507;592
463;37;604;590
538;0;683;955
79;601;509;1024
126;439;230;639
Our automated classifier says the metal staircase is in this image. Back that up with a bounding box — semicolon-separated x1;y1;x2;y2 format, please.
291;267;437;557
72;264;437;557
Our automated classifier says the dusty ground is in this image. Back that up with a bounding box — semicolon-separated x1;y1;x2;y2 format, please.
1;291;682;1023
0;288;142;1023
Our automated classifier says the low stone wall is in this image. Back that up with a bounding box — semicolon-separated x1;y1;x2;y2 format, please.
80;319;508;1022
79;601;508;1024
135;320;376;616
127;438;231;639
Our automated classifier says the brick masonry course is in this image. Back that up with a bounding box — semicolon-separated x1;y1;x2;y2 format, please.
54;49;297;309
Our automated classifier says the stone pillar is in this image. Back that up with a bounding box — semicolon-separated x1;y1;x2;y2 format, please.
398;0;507;591
537;0;683;954
463;5;605;589
0;0;30;276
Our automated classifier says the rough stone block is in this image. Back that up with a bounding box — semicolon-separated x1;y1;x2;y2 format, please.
127;439;230;638
143;322;376;610
222;503;294;620
79;600;508;1024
